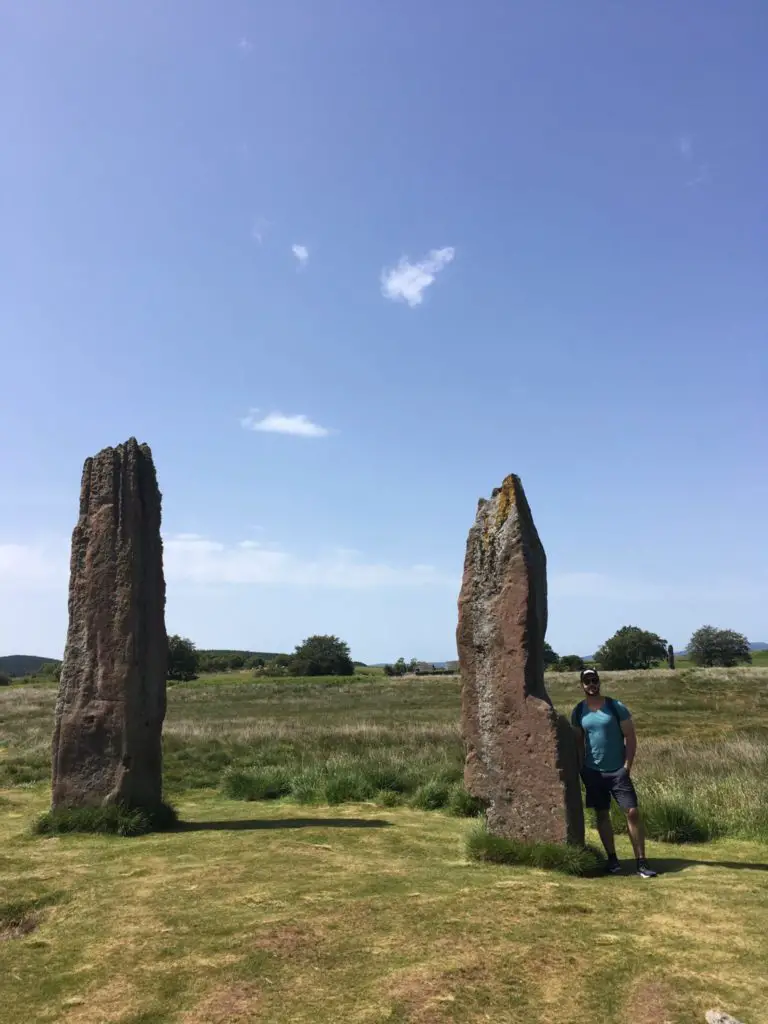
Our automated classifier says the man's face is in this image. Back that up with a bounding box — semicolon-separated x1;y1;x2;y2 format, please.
581;672;600;696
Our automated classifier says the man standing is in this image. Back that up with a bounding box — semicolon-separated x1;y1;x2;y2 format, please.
571;668;657;877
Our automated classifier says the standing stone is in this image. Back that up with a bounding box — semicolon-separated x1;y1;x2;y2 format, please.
667;644;676;670
457;475;584;844
52;439;167;812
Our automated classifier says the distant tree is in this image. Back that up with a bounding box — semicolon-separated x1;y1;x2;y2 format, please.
687;626;752;668
383;664;395;677
543;642;560;669
36;660;62;681
290;635;355;677
595;626;668;671
167;635;199;681
408;658;419;673
556;654;585;673
0;673;11;687
228;653;245;670
273;653;294;669
392;657;408;677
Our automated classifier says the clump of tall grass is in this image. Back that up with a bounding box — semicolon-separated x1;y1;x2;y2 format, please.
221;766;293;801
33;802;178;838
466;824;604;875
606;736;768;843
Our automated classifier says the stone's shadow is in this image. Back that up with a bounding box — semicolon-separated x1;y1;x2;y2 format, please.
582;857;768;878
174;817;393;833
648;857;768;874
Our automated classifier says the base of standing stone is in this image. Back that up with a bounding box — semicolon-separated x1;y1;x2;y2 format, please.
34;800;178;837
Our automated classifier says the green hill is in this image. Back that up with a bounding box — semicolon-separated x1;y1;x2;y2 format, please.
0;655;58;678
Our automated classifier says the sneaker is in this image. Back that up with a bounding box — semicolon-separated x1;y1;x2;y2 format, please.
636;861;658;878
605;857;622;875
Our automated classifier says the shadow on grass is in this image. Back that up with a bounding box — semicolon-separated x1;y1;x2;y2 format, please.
175;817;393;832
648;857;768;874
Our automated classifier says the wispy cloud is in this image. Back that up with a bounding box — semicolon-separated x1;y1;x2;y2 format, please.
677;134;693;160
686;163;711;188
163;535;454;589
240;410;331;438
237;37;253;54
381;247;455;308
677;133;710;187
292;244;309;268
0;542;67;588
251;216;269;244
0;538;453;592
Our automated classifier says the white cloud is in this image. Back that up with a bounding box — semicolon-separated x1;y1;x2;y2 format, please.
292;244;309;267
381;247;455;307
240;410;331;438
237;37;253;53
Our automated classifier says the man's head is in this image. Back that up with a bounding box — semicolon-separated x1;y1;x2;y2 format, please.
580;667;600;696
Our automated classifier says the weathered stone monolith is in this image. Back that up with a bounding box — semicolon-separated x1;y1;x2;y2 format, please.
52;439;167;812
457;475;584;844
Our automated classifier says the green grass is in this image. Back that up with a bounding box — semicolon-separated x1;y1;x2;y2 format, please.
1;667;768;1021
2;667;768;840
466;822;604;875
1;789;767;1023
33;801;178;837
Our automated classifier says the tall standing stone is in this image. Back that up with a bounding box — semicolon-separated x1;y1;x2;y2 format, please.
457;475;584;844
52;439;168;812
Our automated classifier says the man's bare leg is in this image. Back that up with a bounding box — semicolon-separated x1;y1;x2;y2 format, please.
626;807;646;860
596;808;616;857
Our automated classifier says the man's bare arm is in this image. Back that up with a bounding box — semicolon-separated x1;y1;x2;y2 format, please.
621;718;637;772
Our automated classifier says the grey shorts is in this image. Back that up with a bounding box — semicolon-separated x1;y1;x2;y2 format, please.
581;766;638;812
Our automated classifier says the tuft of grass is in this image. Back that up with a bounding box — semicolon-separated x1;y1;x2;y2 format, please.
643;799;711;844
221;765;292;801
375;789;402;807
446;784;485;818
410;779;451;811
33;802;177;838
466;823;605;875
324;769;375;805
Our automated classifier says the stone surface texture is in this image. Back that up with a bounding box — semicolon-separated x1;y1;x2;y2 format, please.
706;1013;747;1024
457;475;584;844
52;439;167;811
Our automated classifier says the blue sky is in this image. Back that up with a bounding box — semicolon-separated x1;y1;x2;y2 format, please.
1;1;765;662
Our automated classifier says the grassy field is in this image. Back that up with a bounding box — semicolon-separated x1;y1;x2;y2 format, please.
1;667;768;1022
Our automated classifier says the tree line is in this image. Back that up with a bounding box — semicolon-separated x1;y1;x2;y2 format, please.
546;624;754;672
168;634;355;681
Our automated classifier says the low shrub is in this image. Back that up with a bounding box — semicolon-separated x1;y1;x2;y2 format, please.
466;824;604;876
33;802;177;837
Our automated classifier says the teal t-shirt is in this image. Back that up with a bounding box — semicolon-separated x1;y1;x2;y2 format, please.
571;699;631;772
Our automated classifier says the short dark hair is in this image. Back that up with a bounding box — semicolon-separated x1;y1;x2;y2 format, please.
580;667;599;683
